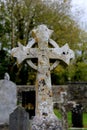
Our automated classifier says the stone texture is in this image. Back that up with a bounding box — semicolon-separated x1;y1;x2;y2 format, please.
32;115;62;130
11;24;74;130
0;79;17;125
17;83;87;112
9;106;29;130
67;82;87;112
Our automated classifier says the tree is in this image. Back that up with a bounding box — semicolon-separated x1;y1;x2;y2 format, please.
0;0;85;84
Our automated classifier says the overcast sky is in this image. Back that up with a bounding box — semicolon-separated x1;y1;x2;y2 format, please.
71;0;87;31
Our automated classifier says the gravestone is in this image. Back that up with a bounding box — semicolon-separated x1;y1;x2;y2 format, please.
71;103;83;128
11;24;74;130
9;106;29;130
0;75;17;125
59;91;68;130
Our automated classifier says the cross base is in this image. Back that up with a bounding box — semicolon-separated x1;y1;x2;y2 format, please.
32;115;62;130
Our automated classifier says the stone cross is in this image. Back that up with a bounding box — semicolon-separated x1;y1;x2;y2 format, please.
11;24;74;130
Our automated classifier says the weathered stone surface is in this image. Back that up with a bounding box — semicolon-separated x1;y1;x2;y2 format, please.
67;82;87;112
0;79;17;125
9;106;29;130
11;24;74;130
32;115;62;130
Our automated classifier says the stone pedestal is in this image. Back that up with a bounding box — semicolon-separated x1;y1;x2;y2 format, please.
32;115;62;130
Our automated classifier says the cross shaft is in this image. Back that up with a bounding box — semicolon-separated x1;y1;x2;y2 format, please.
11;25;74;129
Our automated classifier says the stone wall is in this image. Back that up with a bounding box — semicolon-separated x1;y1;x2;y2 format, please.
67;82;87;112
17;85;68;104
0;83;87;129
17;84;87;111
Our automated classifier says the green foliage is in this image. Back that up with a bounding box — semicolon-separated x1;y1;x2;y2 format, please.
51;64;67;85
0;1;11;49
0;0;87;84
66;64;76;81
0;50;10;79
74;62;87;81
0;49;30;85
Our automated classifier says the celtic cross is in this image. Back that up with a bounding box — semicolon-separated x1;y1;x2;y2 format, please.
11;24;74;130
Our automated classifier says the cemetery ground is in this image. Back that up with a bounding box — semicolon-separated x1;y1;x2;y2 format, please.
54;109;87;129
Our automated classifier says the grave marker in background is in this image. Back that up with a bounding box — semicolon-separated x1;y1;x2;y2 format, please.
9;106;29;130
71;103;83;128
0;75;17;125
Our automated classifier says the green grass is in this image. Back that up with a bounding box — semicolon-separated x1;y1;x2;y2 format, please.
83;112;87;128
54;109;87;128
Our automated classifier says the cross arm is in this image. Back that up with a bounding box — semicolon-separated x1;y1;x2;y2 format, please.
48;44;74;65
11;43;39;64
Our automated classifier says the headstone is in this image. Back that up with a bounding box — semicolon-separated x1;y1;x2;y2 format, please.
11;24;74;130
71;103;83;128
59;91;68;130
0;78;17;125
9;106;29;130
